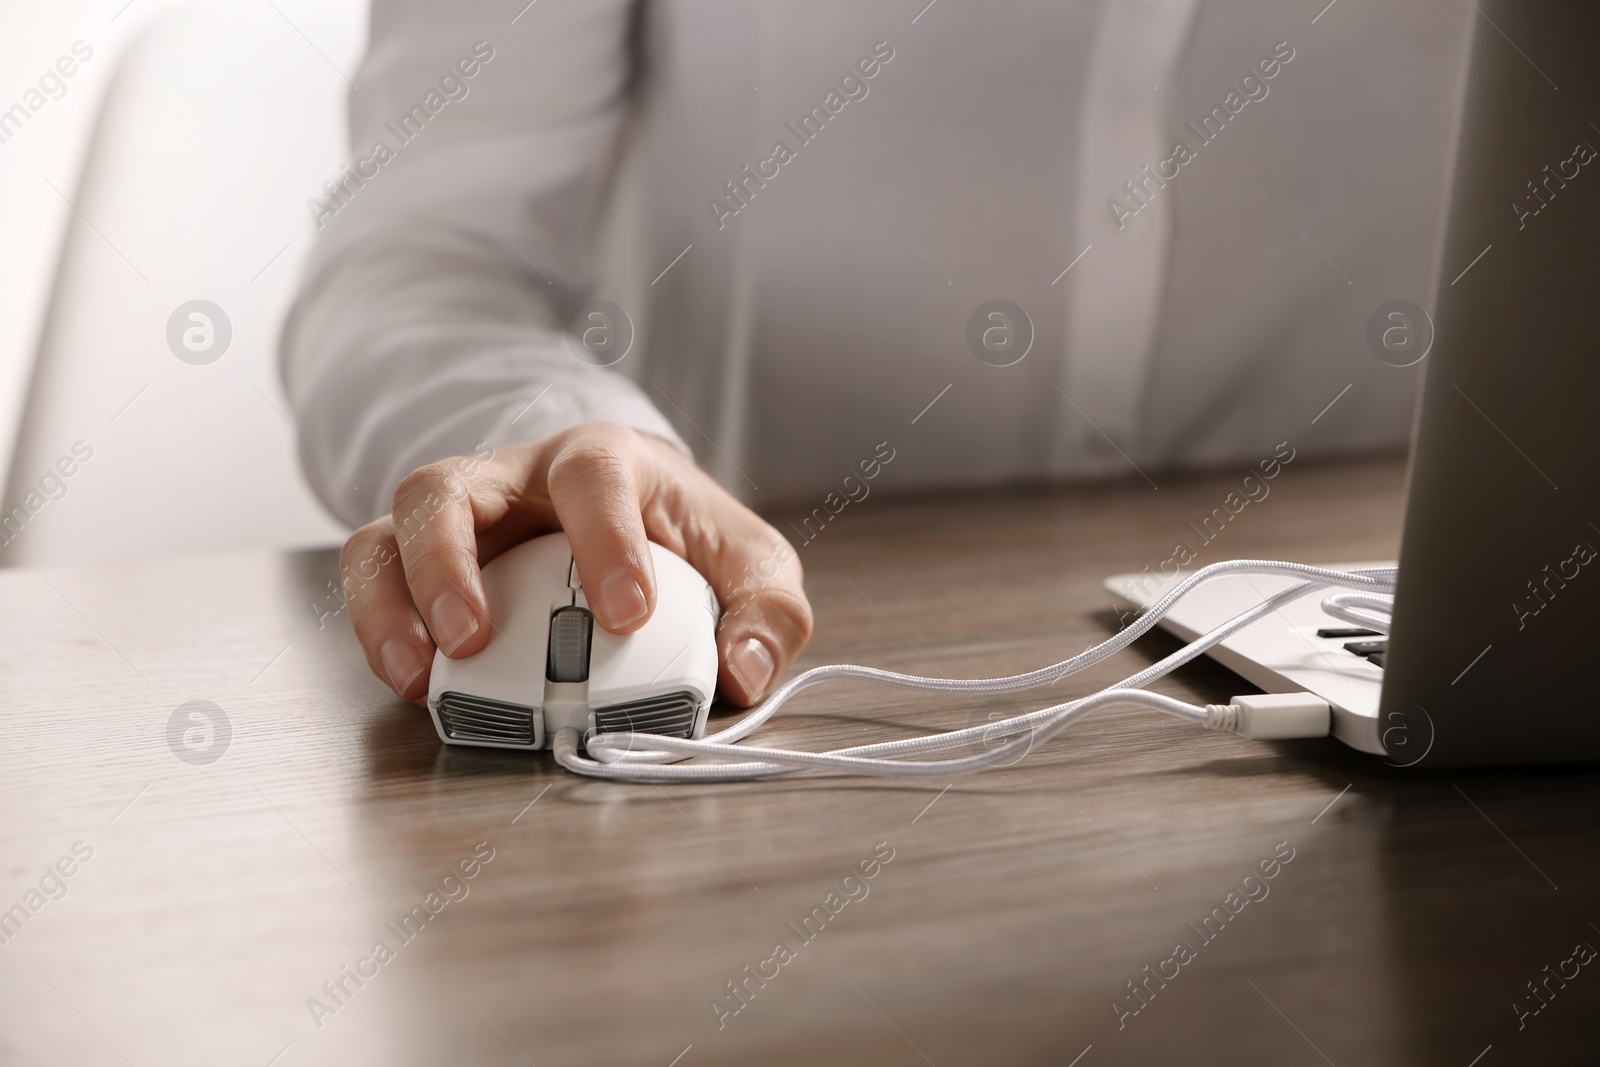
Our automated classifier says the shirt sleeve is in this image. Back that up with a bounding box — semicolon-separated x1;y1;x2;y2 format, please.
279;0;687;528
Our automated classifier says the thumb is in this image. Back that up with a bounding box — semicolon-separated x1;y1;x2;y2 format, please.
707;529;813;706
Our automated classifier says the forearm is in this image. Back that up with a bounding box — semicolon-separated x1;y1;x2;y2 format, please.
282;223;685;525
278;0;682;527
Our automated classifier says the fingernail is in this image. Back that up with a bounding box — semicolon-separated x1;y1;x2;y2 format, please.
595;567;649;628
429;591;480;655
728;637;775;700
381;637;426;694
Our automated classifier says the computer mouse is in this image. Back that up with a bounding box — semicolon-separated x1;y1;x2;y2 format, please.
427;532;720;751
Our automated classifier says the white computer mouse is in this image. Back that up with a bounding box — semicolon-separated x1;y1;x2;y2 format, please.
426;532;720;751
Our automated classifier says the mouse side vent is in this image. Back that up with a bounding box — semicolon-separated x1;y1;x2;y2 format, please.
437;692;537;746
593;691;700;738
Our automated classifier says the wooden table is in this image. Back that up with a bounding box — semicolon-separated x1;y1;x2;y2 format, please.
2;456;1595;1066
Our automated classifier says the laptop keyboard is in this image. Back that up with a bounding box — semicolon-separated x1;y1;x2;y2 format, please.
1342;638;1387;669
1316;627;1380;639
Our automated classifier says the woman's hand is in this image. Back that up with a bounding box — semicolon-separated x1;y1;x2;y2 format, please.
339;423;812;709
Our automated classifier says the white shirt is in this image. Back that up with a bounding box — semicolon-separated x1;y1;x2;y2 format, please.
281;0;1471;526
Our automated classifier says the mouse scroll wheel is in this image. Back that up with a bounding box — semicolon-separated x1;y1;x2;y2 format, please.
546;606;594;683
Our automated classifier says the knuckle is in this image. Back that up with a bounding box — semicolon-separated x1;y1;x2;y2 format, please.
340;519;401;597
393;460;466;510
765;587;815;637
729;586;813;651
394;462;445;499
345;592;388;643
340;519;386;569
559;421;636;448
757;523;802;573
548;437;636;491
748;526;805;583
400;537;472;580
715;528;808;627
392;464;479;548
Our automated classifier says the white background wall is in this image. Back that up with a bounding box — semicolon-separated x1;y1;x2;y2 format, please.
0;0;366;567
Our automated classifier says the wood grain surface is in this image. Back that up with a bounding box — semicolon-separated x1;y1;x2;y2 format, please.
1;455;1595;1065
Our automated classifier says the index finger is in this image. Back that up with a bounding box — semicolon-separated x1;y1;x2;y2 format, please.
541;425;658;633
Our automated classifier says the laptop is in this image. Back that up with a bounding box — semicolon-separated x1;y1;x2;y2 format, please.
1107;1;1600;768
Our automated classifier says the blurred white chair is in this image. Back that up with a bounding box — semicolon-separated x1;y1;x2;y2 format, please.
0;0;363;567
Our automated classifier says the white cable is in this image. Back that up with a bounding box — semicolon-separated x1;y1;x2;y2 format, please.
1319;592;1394;635
555;560;1392;783
567;560;1390;779
557;688;1207;783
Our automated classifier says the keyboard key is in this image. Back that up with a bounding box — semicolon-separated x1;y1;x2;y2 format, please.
1342;638;1387;669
